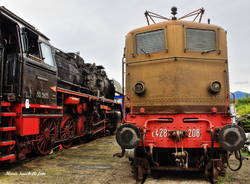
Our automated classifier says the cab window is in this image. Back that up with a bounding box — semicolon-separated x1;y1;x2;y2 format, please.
136;29;165;55
186;28;216;51
22;28;41;58
40;42;54;66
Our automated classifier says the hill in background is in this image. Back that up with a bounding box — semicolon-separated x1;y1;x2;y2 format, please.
231;91;250;99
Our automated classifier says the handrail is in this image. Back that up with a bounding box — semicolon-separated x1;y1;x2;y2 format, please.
182;119;214;131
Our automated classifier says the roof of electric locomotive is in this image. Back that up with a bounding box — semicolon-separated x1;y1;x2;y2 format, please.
126;19;225;36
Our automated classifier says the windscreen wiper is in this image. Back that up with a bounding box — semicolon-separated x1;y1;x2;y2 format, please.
201;49;216;54
140;49;150;56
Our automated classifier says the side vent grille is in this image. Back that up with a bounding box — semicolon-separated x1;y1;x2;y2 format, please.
158;118;174;123
183;118;199;123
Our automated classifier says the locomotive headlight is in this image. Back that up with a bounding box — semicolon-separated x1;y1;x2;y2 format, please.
134;81;145;95
116;124;141;149
209;81;221;94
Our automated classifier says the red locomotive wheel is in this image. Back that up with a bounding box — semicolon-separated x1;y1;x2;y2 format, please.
35;119;57;155
60;115;75;148
77;115;86;136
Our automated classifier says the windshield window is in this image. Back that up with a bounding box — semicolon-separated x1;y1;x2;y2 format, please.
41;42;54;66
186;28;216;51
136;29;165;54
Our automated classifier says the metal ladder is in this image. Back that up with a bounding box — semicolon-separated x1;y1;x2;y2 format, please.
0;48;17;162
0;101;17;162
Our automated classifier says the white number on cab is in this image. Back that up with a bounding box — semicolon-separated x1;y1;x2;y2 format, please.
152;128;168;138
151;128;201;138
187;129;201;138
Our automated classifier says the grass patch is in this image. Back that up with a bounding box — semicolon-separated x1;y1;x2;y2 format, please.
242;151;250;157
217;172;234;184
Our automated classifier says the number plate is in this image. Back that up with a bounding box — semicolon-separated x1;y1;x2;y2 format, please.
152;128;201;138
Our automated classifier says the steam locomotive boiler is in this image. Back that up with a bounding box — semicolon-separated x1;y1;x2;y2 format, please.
0;7;121;162
115;7;246;183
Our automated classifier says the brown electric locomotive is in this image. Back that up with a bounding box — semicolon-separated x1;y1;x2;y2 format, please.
115;7;246;183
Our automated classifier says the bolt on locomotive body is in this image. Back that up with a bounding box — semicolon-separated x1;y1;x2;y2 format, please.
115;7;246;183
0;7;121;163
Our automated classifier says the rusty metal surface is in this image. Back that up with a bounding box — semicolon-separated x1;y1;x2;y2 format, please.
125;20;229;114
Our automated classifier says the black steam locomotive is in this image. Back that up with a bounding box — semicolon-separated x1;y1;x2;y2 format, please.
55;50;115;99
0;6;121;162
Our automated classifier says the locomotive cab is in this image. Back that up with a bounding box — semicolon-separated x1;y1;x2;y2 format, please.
0;7;57;105
21;27;57;106
0;11;21;101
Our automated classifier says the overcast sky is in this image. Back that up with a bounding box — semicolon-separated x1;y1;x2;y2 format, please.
1;0;250;93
